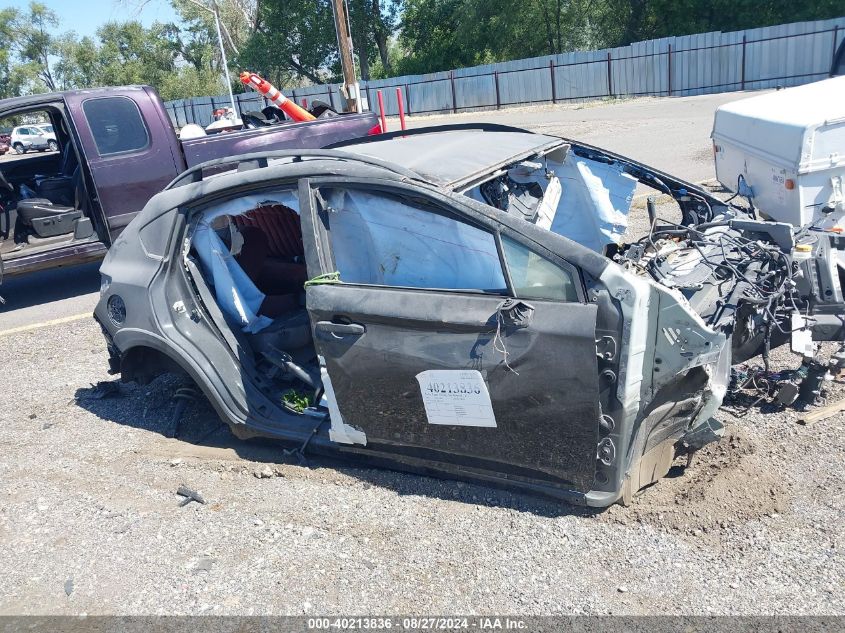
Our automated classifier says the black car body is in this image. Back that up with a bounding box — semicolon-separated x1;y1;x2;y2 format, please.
94;125;845;507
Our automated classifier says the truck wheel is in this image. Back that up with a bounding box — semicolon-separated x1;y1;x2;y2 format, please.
13;143;25;155
48;140;58;152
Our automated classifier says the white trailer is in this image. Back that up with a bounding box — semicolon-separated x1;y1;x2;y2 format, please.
712;76;845;229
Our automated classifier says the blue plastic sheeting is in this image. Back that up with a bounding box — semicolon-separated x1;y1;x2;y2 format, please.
324;188;508;291
549;156;637;253
190;190;300;334
192;223;273;333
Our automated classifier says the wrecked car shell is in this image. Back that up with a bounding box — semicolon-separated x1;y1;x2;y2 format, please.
94;125;845;507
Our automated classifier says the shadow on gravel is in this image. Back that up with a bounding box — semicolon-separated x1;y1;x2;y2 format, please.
73;374;599;518
73;374;284;462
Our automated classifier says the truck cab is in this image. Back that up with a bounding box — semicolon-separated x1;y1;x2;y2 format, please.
0;85;379;279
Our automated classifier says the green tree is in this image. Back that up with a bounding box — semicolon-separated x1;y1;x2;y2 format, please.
397;0;599;75
53;34;100;90
396;0;845;75
595;0;845;46
0;8;25;97
93;21;179;87
237;0;337;85
15;2;61;90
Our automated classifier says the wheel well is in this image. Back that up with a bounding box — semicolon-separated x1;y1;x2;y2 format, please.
120;346;187;385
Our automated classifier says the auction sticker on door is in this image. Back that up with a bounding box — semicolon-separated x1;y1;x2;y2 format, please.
415;370;497;427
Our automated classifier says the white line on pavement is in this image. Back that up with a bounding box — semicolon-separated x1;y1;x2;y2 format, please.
0;313;91;337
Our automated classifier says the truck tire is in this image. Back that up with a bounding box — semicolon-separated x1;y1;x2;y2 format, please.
13;143;25;155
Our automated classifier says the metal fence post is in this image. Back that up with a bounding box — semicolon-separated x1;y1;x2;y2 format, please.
396;87;407;130
549;60;556;103
376;90;387;132
606;52;613;97
740;34;747;90
494;71;501;109
405;84;412;115
667;44;672;96
833;25;840;66
450;71;457;113
366;85;372;111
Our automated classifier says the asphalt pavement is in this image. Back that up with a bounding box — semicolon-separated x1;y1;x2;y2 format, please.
402;91;751;184
0;90;760;332
0;261;100;332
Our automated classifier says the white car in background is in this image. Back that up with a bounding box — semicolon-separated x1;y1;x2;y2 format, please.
10;124;58;154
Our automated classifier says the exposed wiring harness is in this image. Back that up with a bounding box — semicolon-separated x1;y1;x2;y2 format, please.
626;220;802;371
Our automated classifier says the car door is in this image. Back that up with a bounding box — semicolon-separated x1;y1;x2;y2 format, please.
30;127;47;149
64;92;183;238
300;178;602;492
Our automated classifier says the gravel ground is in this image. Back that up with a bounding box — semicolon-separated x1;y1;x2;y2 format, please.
0;320;842;616
1;217;844;616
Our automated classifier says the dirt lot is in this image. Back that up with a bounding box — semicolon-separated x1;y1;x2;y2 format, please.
0;95;844;616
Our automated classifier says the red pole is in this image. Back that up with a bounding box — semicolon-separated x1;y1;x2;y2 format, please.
302;98;308;109
395;87;406;130
377;90;388;133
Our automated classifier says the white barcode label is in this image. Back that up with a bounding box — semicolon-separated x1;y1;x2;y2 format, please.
415;370;496;427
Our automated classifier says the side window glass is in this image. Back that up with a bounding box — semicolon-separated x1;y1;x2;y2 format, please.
321;187;507;293
82;97;149;156
501;235;579;302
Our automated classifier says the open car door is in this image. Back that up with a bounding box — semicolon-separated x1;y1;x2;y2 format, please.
299;177;603;494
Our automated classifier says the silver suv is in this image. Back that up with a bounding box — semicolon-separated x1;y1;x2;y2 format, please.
10;124;58;154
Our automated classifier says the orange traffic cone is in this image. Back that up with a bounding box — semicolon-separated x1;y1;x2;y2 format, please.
239;72;316;122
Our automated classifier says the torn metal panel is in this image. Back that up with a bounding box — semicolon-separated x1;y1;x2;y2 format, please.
320;358;366;446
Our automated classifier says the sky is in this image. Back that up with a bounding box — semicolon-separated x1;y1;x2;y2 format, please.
4;0;184;37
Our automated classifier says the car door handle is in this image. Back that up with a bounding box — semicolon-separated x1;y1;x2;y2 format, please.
315;321;366;336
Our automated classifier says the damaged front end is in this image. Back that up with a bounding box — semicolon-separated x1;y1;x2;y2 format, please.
460;136;845;504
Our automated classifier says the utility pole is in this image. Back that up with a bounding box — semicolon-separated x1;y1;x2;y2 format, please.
211;2;238;118
330;0;359;112
185;0;238;118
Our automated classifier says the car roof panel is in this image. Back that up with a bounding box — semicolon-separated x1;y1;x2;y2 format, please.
335;130;565;189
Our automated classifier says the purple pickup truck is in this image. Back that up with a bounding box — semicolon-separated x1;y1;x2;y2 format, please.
0;85;380;278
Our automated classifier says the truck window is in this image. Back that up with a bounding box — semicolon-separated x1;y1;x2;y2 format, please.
82;97;149;156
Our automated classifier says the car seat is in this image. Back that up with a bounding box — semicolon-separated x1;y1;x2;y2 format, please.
232;204;304;260
16;166;84;238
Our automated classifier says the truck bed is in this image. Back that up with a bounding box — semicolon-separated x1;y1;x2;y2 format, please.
180;112;380;168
